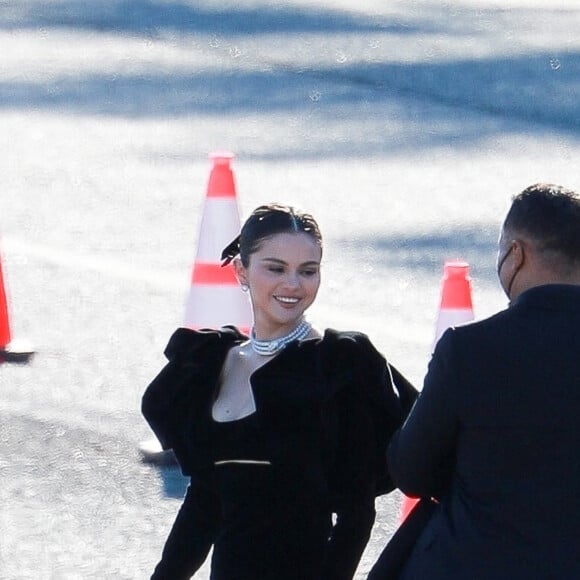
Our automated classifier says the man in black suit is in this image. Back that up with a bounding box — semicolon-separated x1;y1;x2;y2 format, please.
384;183;580;579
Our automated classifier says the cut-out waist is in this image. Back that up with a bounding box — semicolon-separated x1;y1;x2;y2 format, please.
214;458;272;466
210;411;269;466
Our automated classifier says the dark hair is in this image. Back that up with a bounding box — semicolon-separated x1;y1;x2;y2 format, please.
504;183;580;264
221;203;323;267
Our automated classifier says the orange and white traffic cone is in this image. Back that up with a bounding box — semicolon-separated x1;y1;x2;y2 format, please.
183;151;252;334
0;244;34;363
399;260;474;521
433;260;474;347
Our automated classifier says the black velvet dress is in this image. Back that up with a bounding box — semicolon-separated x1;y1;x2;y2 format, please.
142;326;418;580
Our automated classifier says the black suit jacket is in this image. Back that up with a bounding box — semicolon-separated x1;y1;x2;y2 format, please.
143;326;416;580
387;284;580;579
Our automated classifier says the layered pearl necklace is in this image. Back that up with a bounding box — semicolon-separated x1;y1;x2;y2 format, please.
250;320;312;356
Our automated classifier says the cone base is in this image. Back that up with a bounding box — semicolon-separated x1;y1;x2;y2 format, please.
0;339;35;364
138;439;178;466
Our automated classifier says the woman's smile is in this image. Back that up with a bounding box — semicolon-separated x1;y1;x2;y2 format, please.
274;295;300;305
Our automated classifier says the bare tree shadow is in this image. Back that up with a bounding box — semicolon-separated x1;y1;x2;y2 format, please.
1;1;579;158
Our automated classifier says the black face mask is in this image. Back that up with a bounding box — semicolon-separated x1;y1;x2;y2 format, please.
497;244;520;300
496;245;513;280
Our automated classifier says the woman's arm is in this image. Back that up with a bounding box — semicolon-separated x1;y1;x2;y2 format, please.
322;385;377;580
322;333;405;580
151;477;221;579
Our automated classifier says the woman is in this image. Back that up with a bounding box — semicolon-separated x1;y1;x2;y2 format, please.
142;203;417;580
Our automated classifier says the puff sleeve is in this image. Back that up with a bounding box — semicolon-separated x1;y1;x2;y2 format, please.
321;331;415;580
142;327;243;579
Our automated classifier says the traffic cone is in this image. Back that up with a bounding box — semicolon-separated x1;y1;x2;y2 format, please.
433;260;474;347
399;260;474;522
183;151;252;334
0;244;34;363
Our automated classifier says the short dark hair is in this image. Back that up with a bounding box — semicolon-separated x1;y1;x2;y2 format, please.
221;203;322;267
504;183;580;265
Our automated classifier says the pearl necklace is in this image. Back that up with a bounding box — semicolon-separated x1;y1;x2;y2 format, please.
250;320;311;356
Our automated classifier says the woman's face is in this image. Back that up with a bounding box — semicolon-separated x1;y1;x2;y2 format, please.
235;232;322;337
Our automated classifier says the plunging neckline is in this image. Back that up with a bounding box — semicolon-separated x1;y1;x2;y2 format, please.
211;333;321;422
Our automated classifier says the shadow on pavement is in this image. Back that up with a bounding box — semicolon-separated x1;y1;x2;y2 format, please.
0;0;578;159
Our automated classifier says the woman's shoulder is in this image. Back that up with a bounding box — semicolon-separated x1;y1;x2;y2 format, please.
142;326;248;460
162;325;248;362
318;328;417;408
311;329;389;393
318;328;386;363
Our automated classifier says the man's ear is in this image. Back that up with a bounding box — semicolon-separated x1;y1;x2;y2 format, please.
512;239;527;269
